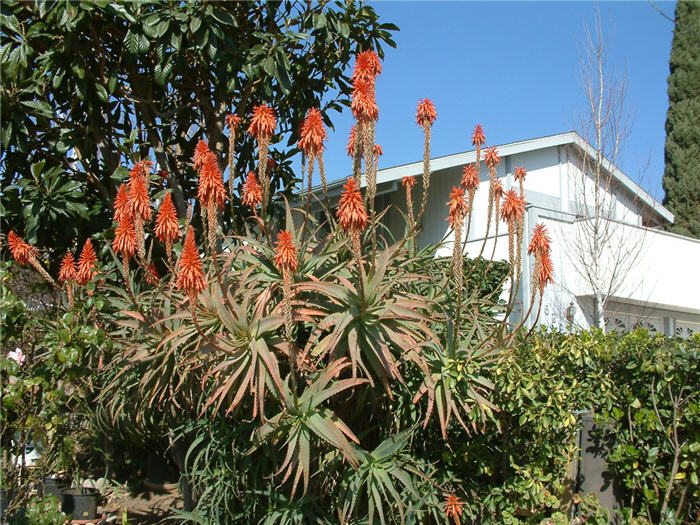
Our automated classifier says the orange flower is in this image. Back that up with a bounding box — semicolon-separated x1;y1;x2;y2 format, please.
128;169;152;222
444;493;464;520
351;78;379;123
176;227;206;297
197;152;227;210
76;239;97;286
241;171;263;209
155;191;180;245
373;144;383;157
514;166;527;183
247;104;277;140
225;114;241;131
528;223;551;256
461;164;479;190
538;251;554;291
336;177;367;233
346;124;358;157
145;263;160;285
193;139;212;171
58;252;78;283
113;183;131;223
471;124;486;147
484;146;500;170
298;107;327;158
402;176;416;189
447;186;469;227
500;190;526;223
130;159;153;179
7;231;37;265
274;230;298;273
352;50;382;83
493;179;504;200
112;216;137;259
416;98;437;127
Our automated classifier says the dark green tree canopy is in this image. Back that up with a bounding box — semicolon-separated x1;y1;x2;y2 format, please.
662;0;700;238
0;0;397;254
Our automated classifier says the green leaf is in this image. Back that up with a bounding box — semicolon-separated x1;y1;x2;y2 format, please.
95;83;109;102
21;100;53;118
30;160;45;179
211;8;237;27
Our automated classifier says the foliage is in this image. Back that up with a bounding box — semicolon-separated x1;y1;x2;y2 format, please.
0;262;108;512
6;41;696;525
0;0;397;253
662;0;700;238
7;494;69;525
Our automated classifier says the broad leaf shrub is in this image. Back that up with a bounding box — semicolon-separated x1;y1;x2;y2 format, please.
2;49;697;525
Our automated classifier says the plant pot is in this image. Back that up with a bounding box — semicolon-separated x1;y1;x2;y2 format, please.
0;489;10;521
60;487;99;520
40;476;68;499
144;452;179;492
0;488;18;521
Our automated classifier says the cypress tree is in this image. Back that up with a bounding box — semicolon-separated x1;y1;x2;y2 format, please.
662;0;700;238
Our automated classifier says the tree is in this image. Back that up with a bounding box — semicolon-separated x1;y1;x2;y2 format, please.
0;1;397;254
565;12;645;332
662;0;700;239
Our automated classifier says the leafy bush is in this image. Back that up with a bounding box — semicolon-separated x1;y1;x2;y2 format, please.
3;46;697;525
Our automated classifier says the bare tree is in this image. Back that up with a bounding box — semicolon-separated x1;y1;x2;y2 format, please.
565;10;647;332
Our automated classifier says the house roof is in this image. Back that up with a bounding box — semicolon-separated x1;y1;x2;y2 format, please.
319;131;674;224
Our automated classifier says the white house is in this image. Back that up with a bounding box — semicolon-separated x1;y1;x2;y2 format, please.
315;131;700;338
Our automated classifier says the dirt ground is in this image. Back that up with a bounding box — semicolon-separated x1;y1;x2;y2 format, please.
100;486;181;524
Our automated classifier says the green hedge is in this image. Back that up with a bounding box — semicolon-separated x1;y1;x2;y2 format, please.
450;330;700;524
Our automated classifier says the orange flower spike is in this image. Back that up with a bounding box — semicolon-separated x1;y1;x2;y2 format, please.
471;124;486;148
112;216;137;259
176;227;206;297
346;124;358;157
193;140;211;171
444;493;464;521
373;144;383;157
225;114;241;131
514;166;527;183
402;176;416;189
247;104;277;140
145;263;160;286
128;170;152;222
274;230;298;274
113;183;131;223
336;177;368;233
416;98;437;127
58;252;78;283
447;186;469;227
76;238;98;285
7;231;37;266
500;189;526;223
241;171;263;209
351;78;379;123
197;152;227;210
484;146;501;170
131;159;153;177
493;179;505;200
538;251;554;291
528;223;551;256
461;164;479;191
298;108;327;158
352;50;382;83
155;191;180;245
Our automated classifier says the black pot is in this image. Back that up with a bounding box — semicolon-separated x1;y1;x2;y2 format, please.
0;489;11;521
60;487;99;520
40;476;68;499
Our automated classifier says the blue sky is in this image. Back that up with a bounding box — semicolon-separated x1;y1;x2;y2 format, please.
315;1;676;200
